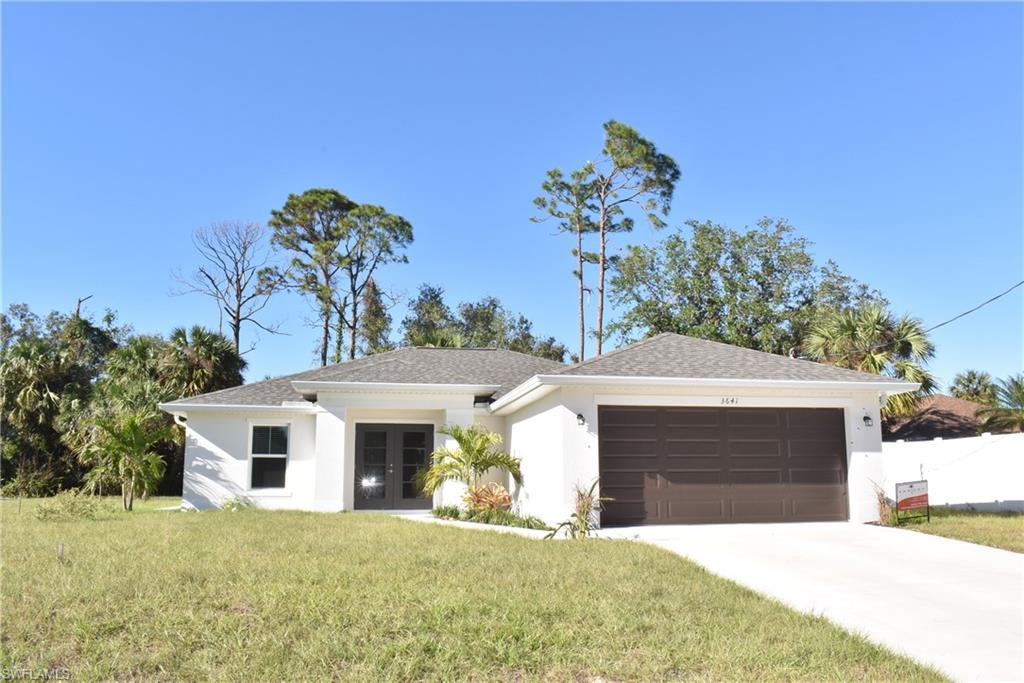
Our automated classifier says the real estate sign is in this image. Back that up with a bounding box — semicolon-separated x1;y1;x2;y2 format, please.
896;480;928;510
895;480;929;522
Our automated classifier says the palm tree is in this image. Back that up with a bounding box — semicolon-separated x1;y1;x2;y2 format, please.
160;326;246;398
949;370;997;405
417;424;523;496
977;374;1024;433
805;305;936;416
406;327;466;349
0;337;62;428
81;404;173;511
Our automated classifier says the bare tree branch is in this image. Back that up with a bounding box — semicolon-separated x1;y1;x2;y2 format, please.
171;221;285;353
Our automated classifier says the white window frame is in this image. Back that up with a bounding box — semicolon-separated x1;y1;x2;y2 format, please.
247;420;291;492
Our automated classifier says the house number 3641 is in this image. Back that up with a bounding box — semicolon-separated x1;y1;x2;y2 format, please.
721;397;739;405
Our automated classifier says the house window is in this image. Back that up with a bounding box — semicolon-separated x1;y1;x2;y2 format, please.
250;425;288;488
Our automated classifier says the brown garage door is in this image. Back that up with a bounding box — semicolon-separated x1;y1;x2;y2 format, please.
599;406;848;525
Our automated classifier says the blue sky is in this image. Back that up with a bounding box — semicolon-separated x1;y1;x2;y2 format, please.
3;2;1022;388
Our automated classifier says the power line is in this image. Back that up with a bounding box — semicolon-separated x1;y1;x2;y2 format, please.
925;279;1024;333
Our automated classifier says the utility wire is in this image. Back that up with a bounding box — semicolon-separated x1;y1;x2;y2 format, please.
924;279;1024;333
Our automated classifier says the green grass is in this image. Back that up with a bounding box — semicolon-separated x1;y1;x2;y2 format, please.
898;507;1024;553
2;497;943;682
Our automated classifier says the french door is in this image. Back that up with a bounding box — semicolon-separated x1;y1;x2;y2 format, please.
353;424;434;510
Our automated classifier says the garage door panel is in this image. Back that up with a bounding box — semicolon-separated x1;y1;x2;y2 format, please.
599;408;659;428
663;408;721;428
726;410;782;429
663;439;721;457
660;469;724;485
729;469;784;485
792;497;847;520
726;439;781;457
599;406;848;525
602;501;651;525
788;438;844;458
666;499;726;522
789;468;844;485
786;408;844;430
731;498;786;520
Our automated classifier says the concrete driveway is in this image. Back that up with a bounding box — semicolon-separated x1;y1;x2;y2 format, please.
599;522;1023;682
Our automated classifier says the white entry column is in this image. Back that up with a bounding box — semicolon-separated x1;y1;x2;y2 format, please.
436;407;475;509
313;406;346;511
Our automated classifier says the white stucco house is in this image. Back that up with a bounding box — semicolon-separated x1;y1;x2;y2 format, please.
159;333;918;526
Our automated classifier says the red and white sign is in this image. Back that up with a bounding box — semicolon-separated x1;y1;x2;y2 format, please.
896;480;929;511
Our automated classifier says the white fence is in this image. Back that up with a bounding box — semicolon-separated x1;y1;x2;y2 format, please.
881;433;1023;512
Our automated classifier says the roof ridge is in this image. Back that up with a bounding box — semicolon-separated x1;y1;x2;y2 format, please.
554;332;673;374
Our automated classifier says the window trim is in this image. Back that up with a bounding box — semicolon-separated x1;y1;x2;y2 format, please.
247;420;291;491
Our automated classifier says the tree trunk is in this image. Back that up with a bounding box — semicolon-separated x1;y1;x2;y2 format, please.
320;301;331;367
576;229;585;362
349;296;359;361
596;206;607;357
232;298;242;353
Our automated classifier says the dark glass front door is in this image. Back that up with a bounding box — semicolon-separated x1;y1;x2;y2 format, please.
354;424;434;509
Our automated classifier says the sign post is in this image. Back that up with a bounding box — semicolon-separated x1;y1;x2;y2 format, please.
894;480;929;524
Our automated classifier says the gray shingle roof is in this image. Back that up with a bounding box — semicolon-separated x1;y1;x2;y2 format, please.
164;333;910;410
163;347;565;407
552;332;907;384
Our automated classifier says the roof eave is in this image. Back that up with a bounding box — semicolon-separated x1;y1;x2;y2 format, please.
289;381;501;396
489;374;919;415
158;402;320;416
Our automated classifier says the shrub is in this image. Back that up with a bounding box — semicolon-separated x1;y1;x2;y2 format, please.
546;479;610;539
432;505;461;520
35;490;104;521
1;465;56;497
464;482;512;514
432;504;549;531
874;485;897;527
464;508;549;530
220;497;254;512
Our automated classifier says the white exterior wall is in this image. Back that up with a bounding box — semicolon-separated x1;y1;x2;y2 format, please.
504;384;886;526
179;383;890;523
882;433;1024;511
182;410;317;510
179;390;497;512
505;389;571;523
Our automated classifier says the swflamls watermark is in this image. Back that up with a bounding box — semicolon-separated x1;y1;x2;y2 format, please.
0;666;72;681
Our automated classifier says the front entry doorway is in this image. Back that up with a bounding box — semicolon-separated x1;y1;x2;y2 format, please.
353;424;434;510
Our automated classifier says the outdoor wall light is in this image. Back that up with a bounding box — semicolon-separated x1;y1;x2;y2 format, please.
576;413;586;427
863;414;874;427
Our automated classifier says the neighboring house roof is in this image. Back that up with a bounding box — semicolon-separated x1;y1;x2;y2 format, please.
163;332;917;412
161;347;565;407
553;333;897;384
885;394;986;441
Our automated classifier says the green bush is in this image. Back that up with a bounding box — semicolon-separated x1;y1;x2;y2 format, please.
432;505;461;520
432;505;549;530
220;497;254;512
35;490;105;521
1;465;57;497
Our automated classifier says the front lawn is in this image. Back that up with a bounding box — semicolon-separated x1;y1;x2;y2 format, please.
898;507;1024;553
1;498;942;681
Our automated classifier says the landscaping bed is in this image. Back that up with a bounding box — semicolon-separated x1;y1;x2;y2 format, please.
2;497;943;681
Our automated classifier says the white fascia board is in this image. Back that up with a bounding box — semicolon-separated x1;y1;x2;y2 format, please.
489;374;919;415
157;402;320;416
289;381;500;396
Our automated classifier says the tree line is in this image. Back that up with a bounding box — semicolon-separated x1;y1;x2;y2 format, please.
7;117;1020;502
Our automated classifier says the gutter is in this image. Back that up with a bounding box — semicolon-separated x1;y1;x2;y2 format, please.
489;374;920;415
